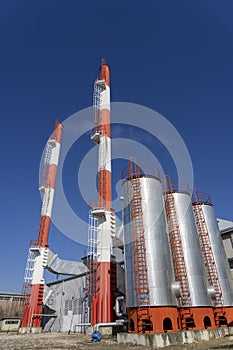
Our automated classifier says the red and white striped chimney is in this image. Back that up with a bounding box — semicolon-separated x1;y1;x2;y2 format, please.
21;122;63;330
97;60;112;210
91;60;116;324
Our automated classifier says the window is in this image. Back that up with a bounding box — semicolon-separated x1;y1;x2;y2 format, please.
0;296;10;301
64;300;69;316
5;320;19;325
228;258;233;269
73;299;78;315
12;297;23;302
68;299;73;311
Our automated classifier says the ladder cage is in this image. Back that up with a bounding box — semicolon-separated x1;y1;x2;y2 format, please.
37;187;52;246
86;210;98;298
40;136;56;189
92;82;105;137
128;158;151;331
192;189;223;308
21;241;37;304
164;176;193;328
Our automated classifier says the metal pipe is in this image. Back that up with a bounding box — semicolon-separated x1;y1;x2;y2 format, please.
114;296;124;317
94;319;125;332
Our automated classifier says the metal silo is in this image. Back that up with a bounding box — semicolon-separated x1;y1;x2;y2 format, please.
163;177;215;330
121;160;179;333
192;190;233;326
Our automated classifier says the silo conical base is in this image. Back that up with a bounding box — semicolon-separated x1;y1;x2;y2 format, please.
179;307;216;330
128;307;179;333
214;307;233;327
127;307;224;333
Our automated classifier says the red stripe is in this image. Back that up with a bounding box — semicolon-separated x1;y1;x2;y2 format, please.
91;262;116;324
46;164;58;189
99;109;110;137
21;284;44;328
54;123;63;143
98;169;112;210
37;216;50;247
100;64;110;87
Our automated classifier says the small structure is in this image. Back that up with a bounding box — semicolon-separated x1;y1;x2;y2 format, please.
0;318;21;331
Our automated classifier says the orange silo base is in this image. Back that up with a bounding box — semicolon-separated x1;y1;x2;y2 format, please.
179;307;216;330
127;306;221;333
215;307;233;327
128;307;180;333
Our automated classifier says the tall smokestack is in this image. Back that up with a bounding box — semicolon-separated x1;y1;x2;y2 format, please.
91;60;116;324
21;122;63;331
97;60;111;210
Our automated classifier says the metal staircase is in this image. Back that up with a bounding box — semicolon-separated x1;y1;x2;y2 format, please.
192;190;224;326
37;187;51;246
164;177;193;329
21;241;37;304
98;134;107;209
37;134;55;247
91;80;105;144
40;138;54;189
93;83;101;129
86;210;98;299
128;159;150;332
92;79;107;210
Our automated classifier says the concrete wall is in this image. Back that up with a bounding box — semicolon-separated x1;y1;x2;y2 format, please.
118;327;233;348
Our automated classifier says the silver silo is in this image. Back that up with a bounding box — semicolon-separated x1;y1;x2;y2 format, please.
122;171;177;309
193;193;233;306
164;188;212;307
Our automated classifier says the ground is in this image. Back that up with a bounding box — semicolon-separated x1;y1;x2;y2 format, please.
0;332;233;349
0;333;233;350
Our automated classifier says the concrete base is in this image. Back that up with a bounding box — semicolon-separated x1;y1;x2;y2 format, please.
98;326;113;335
117;326;233;348
30;327;42;334
85;326;113;336
19;327;30;334
84;326;93;336
19;327;42;334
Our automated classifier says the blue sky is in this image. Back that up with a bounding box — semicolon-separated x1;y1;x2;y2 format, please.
1;0;233;292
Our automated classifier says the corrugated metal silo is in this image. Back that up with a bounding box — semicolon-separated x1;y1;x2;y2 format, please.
164;178;215;330
121;161;179;333
192;191;233;326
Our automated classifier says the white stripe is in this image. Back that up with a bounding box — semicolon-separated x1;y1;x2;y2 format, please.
99;85;110;111
97;211;114;262
41;188;55;217
50;142;60;166
31;247;49;284
98;135;111;173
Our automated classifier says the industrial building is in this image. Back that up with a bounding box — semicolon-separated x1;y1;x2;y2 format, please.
0;292;24;319
219;219;233;273
19;61;233;336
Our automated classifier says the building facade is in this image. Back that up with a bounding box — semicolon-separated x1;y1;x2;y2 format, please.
219;219;233;275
